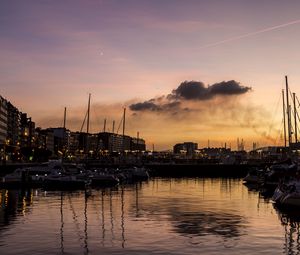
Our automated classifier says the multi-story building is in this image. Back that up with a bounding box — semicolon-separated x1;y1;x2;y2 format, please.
173;142;198;155
87;133;101;156
67;131;102;158
1;94;148;162
0;96;8;162
48;127;71;155
131;137;146;151
69;132;81;155
0;96;7;147
6;101;21;148
98;132;131;152
20;113;35;148
36;128;55;154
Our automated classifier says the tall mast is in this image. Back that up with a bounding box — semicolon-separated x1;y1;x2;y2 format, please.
122;107;126;151
293;92;297;143
62;107;67;160
103;118;106;132
137;131;139;152
122;108;126;136
87;93;91;134
282;89;287;148
112;120;115;134
63;107;67;129
285;76;292;147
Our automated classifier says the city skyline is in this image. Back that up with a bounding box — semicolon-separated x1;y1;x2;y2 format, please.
1;0;300;150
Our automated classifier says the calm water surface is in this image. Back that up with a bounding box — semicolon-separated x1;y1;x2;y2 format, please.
0;178;299;255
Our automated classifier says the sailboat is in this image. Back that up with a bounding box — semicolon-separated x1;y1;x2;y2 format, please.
271;76;300;207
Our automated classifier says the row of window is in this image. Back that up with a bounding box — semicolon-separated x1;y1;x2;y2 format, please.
0;132;6;143
0;116;7;125
0;122;7;132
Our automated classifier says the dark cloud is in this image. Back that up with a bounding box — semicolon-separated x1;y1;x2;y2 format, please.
164;101;181;109
129;100;180;112
170;81;207;100
171;80;251;100
129;101;161;111
209;80;251;95
129;79;251;112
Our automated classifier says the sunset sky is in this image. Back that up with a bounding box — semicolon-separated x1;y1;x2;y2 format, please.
1;0;300;150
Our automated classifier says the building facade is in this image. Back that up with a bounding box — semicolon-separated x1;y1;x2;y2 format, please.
98;132;131;152
131;137;146;151
0;96;7;146
6;101;21;148
173;142;198;155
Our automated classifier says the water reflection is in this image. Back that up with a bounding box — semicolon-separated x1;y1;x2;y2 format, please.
57;190;92;255
83;191;89;255
0;189;33;229
274;205;300;255
171;211;246;238
243;182;274;202
0;178;297;255
60;192;64;254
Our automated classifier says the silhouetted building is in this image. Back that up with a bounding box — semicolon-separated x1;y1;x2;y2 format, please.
87;133;101;156
66;132;102;158
69;132;81;155
174;142;198;155
6;101;21;148
48;127;70;155
250;146;287;161
0;96;8;162
20;113;35;148
36;128;55;154
98;132;131;152
131;137;146;151
0;96;7;146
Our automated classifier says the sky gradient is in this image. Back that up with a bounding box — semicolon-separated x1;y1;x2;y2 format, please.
1;0;300;150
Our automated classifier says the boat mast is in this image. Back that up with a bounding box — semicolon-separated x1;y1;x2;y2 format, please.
122;107;126;151
103;118;106;133
282;89;287;148
285;76;292;147
293;92;298;143
63;106;67;159
63;107;67;129
85;93;91;155
137;131;139;152
87;93;91;134
112;120;115;134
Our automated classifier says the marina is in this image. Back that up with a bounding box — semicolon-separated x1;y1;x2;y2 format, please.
2;1;300;254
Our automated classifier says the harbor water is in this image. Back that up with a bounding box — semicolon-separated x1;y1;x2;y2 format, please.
0;178;299;255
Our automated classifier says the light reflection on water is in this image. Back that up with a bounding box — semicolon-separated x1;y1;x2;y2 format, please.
0;178;297;254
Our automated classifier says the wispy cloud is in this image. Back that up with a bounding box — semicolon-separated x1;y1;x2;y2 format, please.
198;18;300;49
